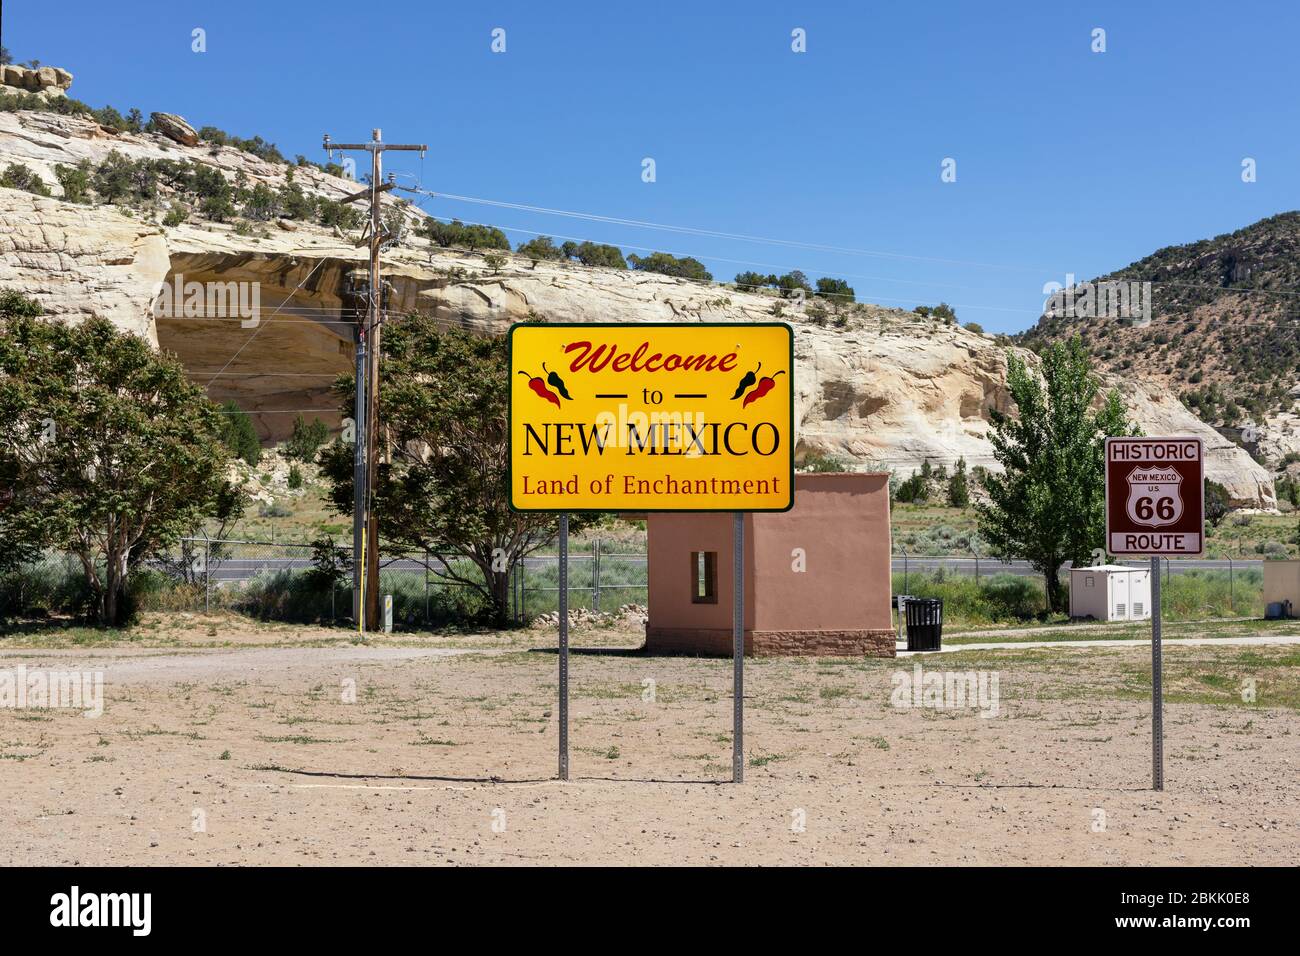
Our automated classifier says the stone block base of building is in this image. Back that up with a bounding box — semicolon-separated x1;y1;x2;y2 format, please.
644;627;896;657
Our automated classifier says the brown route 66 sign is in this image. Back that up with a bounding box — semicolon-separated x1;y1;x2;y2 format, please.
1104;437;1205;556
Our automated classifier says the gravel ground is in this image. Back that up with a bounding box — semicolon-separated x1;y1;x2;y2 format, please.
1;619;1296;865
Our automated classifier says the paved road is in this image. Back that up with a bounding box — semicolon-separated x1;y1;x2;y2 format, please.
186;553;1263;584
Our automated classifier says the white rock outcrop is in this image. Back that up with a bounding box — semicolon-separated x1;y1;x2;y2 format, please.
0;108;1277;507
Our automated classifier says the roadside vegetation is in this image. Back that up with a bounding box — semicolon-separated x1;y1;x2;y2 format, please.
0;293;241;625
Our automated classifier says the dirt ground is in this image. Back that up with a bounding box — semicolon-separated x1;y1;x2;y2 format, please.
1;614;1297;866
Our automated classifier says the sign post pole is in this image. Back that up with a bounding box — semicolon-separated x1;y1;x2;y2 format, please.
1105;436;1202;792
733;511;744;784
508;323;794;787
1150;554;1163;791
558;512;569;781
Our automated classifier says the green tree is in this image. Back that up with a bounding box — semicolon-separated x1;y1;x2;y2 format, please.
947;457;970;507
92;151;147;204
54;161;92;203
278;179;316;220
734;271;776;291
775;271;812;298
570;241;627;269
1;162;51;196
976;338;1136;612
894;471;929;503
218;401;261;465
516;236;565;266
627;252;712;282
284;414;329;463
318;315;594;624
420;218;510;251
814;277;855;302
0;292;45;572
241;182;278;220
1205;479;1231;528
0;314;238;623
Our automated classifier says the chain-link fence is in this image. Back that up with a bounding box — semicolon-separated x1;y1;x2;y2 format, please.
171;537;651;626
0;539;1266;626
0;536;652;628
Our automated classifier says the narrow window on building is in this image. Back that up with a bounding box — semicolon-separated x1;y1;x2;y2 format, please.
691;551;717;604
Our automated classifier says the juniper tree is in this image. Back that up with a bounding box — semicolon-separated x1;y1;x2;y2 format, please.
0;312;239;623
318;315;593;625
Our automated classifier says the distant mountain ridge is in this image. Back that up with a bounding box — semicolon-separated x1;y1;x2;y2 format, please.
1020;213;1300;470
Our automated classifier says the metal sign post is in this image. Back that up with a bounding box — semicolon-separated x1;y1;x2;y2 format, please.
733;512;744;784
1150;555;1163;790
558;513;570;781
1105;437;1204;791
508;322;794;785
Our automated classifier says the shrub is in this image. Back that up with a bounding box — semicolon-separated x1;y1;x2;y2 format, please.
800;451;847;473
895;471;929;503
91;151;157;204
162;202;188;227
317;198;361;230
287;464;303;490
516;236;565;265
1205;479;1231;527
901;572;1046;626
565;241;627;269
284;414;329;462
420;218;510;251
0;289;42;318
627;252;712;282
1;162;51;196
814;277;855;302
54;162;92;203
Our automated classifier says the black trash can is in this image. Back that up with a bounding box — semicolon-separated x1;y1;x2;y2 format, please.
905;598;944;652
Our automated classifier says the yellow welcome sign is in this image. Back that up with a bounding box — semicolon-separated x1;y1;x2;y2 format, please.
509;322;794;512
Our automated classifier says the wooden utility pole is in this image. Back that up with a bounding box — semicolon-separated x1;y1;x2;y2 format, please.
322;130;427;631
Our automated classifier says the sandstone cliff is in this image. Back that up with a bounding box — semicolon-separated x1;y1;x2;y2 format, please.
0;107;1276;507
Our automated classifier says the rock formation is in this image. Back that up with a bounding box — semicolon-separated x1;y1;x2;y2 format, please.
0;106;1277;507
0;64;73;98
148;112;198;146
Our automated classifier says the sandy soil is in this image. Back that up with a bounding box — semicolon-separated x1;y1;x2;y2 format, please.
1;619;1297;866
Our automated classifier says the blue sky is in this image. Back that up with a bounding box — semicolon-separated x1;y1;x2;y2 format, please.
7;0;1298;333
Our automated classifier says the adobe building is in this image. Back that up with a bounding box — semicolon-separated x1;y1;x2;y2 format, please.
643;473;895;657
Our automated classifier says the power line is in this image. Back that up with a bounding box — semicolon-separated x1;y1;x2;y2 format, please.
404;187;1300;313
415;189;1043;272
408;210;1038;315
200;257;331;390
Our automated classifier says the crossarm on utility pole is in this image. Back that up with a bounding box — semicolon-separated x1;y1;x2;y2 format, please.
339;181;396;205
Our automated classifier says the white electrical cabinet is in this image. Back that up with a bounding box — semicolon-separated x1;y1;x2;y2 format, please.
1069;565;1152;622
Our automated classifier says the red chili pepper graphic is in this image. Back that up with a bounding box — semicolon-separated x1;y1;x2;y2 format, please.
741;370;785;408
518;370;562;408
